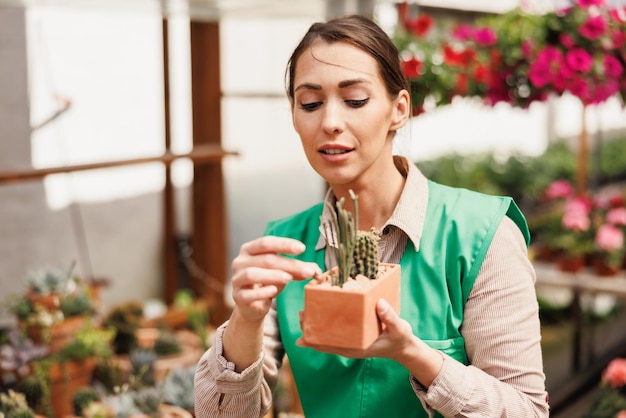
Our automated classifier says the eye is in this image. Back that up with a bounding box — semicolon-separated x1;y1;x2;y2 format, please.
300;102;322;111
346;98;369;108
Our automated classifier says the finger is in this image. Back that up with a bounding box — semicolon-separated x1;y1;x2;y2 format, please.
241;236;307;256
376;298;402;333
236;284;279;304
233;254;321;283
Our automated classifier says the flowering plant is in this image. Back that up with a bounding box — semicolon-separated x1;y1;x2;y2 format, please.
585;358;626;417
538;179;626;272
393;0;626;114
540;180;596;259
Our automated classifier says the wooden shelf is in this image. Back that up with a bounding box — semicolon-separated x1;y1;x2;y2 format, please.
534;261;626;297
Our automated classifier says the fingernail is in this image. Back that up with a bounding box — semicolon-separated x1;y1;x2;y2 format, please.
303;266;317;278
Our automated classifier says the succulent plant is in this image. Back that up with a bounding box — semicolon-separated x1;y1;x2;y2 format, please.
25;263;76;295
102;301;144;354
0;329;48;379
60;292;94;318
153;330;182;357
131;386;162;417
57;324;115;362
321;190;381;287
130;348;158;388
72;386;101;417
0;390;35;418
17;376;43;413
162;365;196;411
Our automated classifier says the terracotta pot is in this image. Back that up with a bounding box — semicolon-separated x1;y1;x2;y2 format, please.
159;404;194;418
592;257;620;277
27;292;61;311
301;263;401;350
47;357;97;418
135;327;161;349
556;254;586;273
26;315;88;354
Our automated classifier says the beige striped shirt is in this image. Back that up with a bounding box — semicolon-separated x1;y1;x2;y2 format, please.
194;156;550;417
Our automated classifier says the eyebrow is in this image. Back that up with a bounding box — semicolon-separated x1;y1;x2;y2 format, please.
294;78;370;92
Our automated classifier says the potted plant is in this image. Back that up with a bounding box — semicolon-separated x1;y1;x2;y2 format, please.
0;389;37;418
591;205;626;277
300;190;401;350
32;323;115;418
8;264;98;354
0;329;49;386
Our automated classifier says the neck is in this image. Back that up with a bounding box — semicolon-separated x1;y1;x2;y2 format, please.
330;160;405;231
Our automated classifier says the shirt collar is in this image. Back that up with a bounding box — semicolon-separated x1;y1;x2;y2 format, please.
315;155;428;252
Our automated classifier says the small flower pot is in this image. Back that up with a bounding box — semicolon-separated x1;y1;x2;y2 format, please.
556;254;586;273
301;263;401;350
591;257;621;277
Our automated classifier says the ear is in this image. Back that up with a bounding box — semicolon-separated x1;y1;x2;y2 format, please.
390;89;411;132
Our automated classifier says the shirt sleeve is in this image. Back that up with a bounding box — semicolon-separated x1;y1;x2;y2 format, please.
410;216;550;417
193;303;284;418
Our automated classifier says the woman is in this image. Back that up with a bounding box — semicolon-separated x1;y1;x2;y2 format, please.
194;14;549;418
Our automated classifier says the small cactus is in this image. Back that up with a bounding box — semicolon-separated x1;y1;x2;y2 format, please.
351;228;381;280
321;190;381;287
72;386;101;417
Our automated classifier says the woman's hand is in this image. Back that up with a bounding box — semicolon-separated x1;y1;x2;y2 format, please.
297;298;444;387
297;298;414;359
231;236;322;323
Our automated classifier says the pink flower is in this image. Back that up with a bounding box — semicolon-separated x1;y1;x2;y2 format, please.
602;358;626;388
604;54;624;78
568;79;591;102
607;207;626;226
537;46;563;64
565;48;593;72
609;7;626;24
529;61;552;88
473;27;498;46
452;24;474;41
560;33;575;48
613;30;626;50
562;198;592;231
617;411;626;418
545;180;574;200
521;40;534;58
579;15;608;40
595;224;624;252
576;0;605;7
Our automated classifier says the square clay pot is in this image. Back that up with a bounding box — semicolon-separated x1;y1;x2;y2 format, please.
301;263;401;349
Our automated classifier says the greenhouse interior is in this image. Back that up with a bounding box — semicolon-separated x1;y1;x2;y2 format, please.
1;0;626;417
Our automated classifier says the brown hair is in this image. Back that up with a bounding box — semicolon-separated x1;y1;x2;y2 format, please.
285;14;409;101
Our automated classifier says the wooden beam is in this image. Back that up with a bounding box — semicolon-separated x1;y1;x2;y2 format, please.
0;144;236;184
162;15;178;304
190;20;231;326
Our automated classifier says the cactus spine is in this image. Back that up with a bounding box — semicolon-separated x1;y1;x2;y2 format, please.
322;190;381;287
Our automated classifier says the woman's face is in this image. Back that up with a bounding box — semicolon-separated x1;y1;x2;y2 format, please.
291;41;408;189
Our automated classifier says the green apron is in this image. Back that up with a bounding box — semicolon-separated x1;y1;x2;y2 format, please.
268;181;529;418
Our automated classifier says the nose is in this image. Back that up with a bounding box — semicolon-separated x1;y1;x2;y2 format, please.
321;100;344;135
